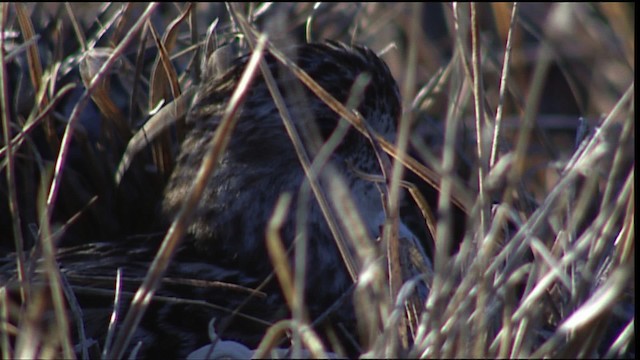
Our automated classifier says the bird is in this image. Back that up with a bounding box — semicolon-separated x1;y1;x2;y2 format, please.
161;40;433;355
164;40;407;307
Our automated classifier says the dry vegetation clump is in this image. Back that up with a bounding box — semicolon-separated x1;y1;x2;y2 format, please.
0;3;634;359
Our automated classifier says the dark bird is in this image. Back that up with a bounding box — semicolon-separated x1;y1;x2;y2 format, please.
160;40;432;355
163;41;410;310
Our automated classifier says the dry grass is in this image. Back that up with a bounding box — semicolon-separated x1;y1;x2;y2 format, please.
0;2;634;359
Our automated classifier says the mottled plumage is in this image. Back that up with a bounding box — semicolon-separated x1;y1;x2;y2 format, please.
163;41;403;311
